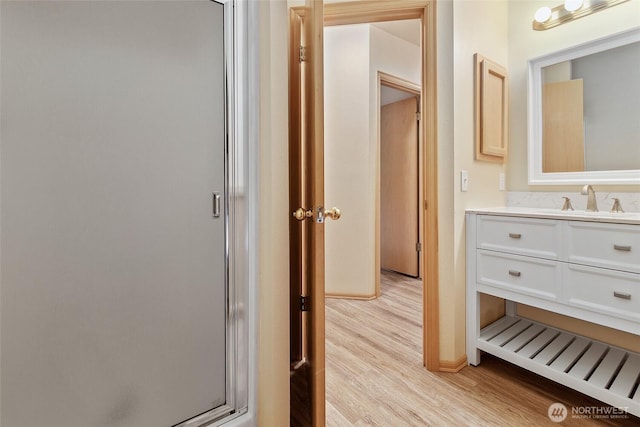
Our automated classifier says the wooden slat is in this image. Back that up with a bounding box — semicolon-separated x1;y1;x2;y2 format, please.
517;328;560;359
479;316;519;341
634;386;640;402
588;348;626;389
489;321;533;347
610;354;640;397
549;337;590;373
567;342;609;381
532;333;574;365
502;324;545;353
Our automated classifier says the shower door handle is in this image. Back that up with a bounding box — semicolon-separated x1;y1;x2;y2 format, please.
213;192;221;218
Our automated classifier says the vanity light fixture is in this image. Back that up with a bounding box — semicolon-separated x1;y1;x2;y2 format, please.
533;0;630;31
564;0;584;12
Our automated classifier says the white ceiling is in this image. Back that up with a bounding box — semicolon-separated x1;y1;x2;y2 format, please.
371;19;421;46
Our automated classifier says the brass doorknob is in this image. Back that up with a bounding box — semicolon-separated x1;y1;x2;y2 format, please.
324;207;341;220
293;208;313;221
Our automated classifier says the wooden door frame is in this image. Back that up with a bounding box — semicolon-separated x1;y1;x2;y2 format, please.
290;0;439;375
325;0;439;372
377;72;423;296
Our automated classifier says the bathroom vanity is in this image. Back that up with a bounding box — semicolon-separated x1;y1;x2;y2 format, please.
466;207;640;417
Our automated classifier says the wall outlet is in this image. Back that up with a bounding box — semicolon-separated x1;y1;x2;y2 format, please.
461;170;469;192
499;172;505;191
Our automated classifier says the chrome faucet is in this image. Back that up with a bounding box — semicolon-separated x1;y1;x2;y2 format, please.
610;198;624;213
561;197;574;211
580;185;598;212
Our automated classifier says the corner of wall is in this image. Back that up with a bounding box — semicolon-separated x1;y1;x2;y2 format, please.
445;0;509;364
257;1;290;425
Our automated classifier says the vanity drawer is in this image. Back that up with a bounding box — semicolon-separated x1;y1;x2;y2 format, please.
566;221;640;273
477;250;560;301
565;263;640;323
476;215;560;260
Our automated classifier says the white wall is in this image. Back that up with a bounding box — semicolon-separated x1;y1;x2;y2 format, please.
436;0;457;364
257;1;290;425
444;0;509;363
324;24;372;296
369;25;421;157
324;24;420;297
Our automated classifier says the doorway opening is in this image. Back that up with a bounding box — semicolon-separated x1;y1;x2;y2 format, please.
288;1;439;423
379;73;423;286
320;13;432;363
322;21;422;301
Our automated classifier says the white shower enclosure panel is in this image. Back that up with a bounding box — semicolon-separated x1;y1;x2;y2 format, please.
1;1;232;426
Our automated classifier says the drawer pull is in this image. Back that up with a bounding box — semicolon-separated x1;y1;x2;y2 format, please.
508;233;522;239
508;270;521;277
613;244;631;252
613;291;631;300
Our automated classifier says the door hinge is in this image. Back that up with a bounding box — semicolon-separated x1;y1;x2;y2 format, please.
299;46;307;63
300;295;310;312
416;112;421;121
416;242;422;252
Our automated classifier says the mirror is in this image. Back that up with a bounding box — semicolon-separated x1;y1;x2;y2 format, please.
528;27;640;185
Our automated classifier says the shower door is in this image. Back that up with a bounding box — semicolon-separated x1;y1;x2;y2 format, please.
1;1;230;426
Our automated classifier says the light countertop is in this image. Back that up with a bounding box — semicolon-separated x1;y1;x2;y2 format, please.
465;206;640;225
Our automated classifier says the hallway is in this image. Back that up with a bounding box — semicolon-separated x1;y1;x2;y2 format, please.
325;271;639;426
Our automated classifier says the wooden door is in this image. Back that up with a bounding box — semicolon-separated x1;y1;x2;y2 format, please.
289;1;328;426
543;79;585;173
287;0;440;389
381;97;420;277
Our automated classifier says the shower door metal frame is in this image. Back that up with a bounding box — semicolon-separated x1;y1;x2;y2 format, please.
177;0;250;426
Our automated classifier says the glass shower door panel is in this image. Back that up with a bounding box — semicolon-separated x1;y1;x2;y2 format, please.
1;2;227;426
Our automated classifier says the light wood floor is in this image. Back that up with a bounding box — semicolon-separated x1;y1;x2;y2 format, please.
325;271;640;426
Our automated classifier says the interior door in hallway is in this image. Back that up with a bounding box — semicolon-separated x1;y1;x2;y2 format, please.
380;96;420;277
1;2;228;426
289;1;328;426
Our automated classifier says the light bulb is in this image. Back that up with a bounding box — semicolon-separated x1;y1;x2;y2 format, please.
564;0;584;12
534;6;552;22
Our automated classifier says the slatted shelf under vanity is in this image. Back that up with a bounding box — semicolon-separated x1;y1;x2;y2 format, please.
478;315;640;415
467;210;640;417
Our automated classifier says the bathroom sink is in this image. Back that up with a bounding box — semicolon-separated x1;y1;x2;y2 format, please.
536;209;639;219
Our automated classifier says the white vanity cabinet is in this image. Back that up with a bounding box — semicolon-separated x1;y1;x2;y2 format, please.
466;209;640;417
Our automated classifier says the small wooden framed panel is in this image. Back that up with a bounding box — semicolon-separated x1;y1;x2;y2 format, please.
475;54;508;162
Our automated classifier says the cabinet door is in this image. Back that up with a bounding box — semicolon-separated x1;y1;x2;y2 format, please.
566;221;640;273
474;55;508;161
1;2;227;426
476;215;561;260
565;263;640;324
477;251;561;301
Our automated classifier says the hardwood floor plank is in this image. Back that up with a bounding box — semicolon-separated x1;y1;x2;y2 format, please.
325;271;640;426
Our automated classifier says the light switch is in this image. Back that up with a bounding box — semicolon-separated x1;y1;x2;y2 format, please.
499;172;505;191
461;170;469;192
